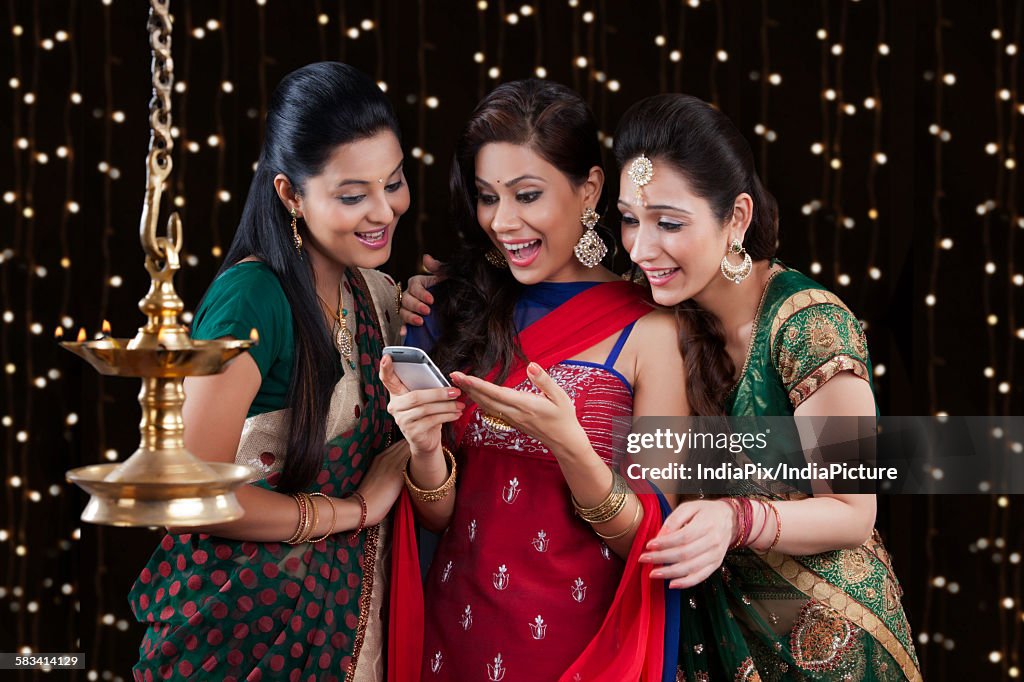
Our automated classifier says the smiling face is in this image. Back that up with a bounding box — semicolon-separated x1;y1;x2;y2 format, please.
619;157;747;306
286;129;410;271
474;142;602;285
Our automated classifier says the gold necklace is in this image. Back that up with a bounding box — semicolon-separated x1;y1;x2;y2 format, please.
729;266;784;393
317;284;356;370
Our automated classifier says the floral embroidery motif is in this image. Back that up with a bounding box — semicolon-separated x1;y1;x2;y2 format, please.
532;530;550;552
571;577;588;603
842;550;872;585
464;363;629;464
430;651;443;674
502;477;522;504
528;615;547;640
460;605;473;631
441;560;454;583
487;653;507;681
468;519;477;542
790;600;860;672
493;564;510;591
808;315;840;357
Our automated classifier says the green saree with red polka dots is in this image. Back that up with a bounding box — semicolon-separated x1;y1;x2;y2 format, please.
129;270;394;682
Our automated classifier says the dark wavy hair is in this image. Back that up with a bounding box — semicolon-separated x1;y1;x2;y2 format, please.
614;94;780;415
213;62;400;491
432;79;610;382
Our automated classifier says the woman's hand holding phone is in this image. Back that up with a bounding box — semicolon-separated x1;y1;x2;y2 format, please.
379;354;463;459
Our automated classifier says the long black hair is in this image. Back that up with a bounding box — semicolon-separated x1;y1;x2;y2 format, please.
216;61;400;492
614;94;779;415
433;79;611;383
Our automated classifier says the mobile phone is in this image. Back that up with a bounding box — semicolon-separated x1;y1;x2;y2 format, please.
382;346;453;390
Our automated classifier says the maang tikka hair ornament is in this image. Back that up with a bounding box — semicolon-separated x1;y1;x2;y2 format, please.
627;154;654;207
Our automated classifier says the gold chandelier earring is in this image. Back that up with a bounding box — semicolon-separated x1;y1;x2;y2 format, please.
290;208;303;253
574;207;608;268
720;238;752;284
485;248;509;269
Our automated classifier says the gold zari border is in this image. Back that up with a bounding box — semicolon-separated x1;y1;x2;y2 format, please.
761;550;922;682
343;523;380;681
788;355;870;408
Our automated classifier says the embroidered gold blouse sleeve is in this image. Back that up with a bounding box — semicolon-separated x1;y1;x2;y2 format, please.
769;289;871;409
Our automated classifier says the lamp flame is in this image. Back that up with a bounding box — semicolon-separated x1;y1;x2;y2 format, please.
77;328;87;343
102;320;112;335
249;328;259;343
55;327;64;339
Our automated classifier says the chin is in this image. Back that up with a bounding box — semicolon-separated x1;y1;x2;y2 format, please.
648;282;688;307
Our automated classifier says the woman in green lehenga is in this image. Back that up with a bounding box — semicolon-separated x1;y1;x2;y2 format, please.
614;95;921;681
129;62;411;681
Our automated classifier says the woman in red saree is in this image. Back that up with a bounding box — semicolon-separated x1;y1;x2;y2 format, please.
381;80;685;681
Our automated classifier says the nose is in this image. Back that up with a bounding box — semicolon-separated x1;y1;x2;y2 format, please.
366;192;396;226
628;222;661;265
489;197;520;235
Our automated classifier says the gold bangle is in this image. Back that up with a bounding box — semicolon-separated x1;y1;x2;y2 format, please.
286;493;307;544
404;446;457;502
594;498;642;541
766;501;782;552
573;472;629;524
308;493;336;543
297;492;317;544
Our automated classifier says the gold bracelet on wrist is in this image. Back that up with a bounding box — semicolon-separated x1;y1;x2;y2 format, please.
308;492;337;543
404;446;457;502
296;492;317;544
572;472;629;524
594;498;643;541
286;493;308;544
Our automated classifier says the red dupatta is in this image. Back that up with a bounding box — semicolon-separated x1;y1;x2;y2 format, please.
389;280;666;682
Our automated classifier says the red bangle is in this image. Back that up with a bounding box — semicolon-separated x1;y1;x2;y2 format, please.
739;497;754;547
344;491;368;538
727;499;745;550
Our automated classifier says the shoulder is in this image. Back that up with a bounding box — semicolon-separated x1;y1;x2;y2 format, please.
632;307;680;346
768;283;865;358
631;308;684;375
214;260;284;290
197;261;290;323
766;277;871;408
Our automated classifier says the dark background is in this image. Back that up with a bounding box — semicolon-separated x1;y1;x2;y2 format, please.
0;0;1022;679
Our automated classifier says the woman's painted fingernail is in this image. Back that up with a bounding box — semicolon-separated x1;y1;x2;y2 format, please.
447;388;461;398
420;305;430;315
647;541;661;550
454;402;466;410
650;570;664;579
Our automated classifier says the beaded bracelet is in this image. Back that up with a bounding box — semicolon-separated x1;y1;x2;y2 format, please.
343;491;368;538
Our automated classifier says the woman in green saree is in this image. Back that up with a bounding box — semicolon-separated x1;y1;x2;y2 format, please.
129;62;411;681
614;94;920;681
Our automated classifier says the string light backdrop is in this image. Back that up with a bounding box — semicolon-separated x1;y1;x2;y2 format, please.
0;0;1020;680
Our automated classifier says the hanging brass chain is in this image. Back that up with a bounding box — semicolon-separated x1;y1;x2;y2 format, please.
139;0;181;272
